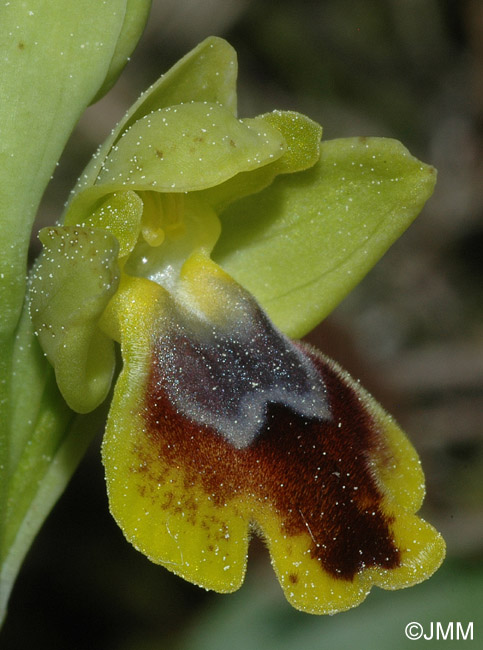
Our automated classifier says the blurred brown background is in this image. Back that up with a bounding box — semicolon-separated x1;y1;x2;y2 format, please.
4;1;483;648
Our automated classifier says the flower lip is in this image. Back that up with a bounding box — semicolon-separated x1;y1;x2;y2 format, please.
138;262;403;581
144;338;401;581
104;259;445;613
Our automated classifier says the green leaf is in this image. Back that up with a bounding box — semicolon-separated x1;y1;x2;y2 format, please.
0;301;107;625
214;137;436;338
0;1;149;624
91;0;152;103
0;326;106;627
0;0;138;340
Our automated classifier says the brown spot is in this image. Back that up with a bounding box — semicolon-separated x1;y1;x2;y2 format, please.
18;42;25;50
143;343;401;581
160;492;174;510
187;513;197;525
155;149;164;159
289;573;299;584
184;496;198;513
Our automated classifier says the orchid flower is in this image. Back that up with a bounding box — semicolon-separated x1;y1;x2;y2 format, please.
29;37;444;615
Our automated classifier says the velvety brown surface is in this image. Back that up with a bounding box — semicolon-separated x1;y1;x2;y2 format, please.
144;341;400;580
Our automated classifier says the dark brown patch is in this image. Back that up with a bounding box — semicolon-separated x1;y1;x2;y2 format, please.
289;573;299;584
143;344;401;581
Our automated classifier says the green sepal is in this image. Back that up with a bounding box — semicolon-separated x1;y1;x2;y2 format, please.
30;227;120;413
69;36;238;203
214;137;436;338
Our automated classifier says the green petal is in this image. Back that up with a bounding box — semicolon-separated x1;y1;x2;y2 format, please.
65;190;143;258
96;103;285;191
197;110;322;211
261;110;322;175
214;137;436;338
30;227;120;413
64;104;285;224
69;36;238;201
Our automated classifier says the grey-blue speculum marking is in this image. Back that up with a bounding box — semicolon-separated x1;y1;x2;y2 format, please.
152;293;332;449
